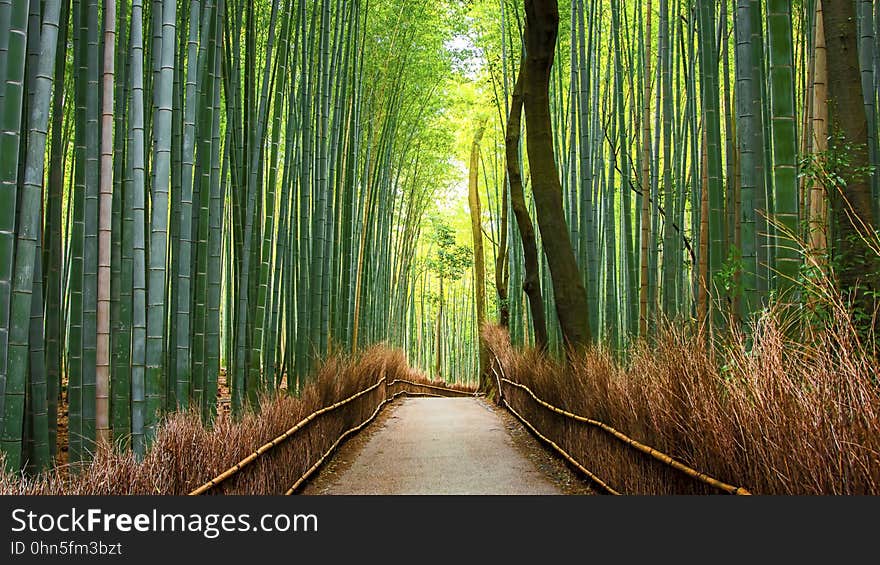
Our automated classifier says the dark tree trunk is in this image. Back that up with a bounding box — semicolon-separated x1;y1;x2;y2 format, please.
824;0;879;330
506;57;549;350
522;0;591;350
435;276;443;380
467;123;491;391
496;173;510;330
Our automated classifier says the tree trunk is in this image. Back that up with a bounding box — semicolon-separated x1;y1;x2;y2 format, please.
435;276;443;380
522;0;591;351
495;174;510;329
698;130;710;327
809;0;828;269
824;0;880;329
467;122;490;390
506;58;548;350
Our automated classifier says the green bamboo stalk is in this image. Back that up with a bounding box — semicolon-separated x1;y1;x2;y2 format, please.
0;0;28;452
735;0;761;323
234;0;279;412
192;0;218;414
165;2;184;412
766;0;800;298
294;0;313;380
610;0;636;340
1;0;61;472
575;0;598;340
27;230;49;472
308;0;331;365
44;0;70;461
204;8;222;421
146;0;175;440
659;0;676;317
601;33;619;349
128;0;149;458
110;0;130;448
67;0;87;464
697;0;725;327
80;0;100;460
174;0;202;409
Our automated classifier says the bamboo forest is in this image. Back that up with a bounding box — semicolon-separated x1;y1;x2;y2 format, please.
0;0;878;496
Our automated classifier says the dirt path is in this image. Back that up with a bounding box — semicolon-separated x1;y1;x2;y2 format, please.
302;397;594;495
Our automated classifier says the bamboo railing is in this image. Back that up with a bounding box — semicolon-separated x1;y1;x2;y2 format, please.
387;378;481;396
189;374;388;495
285;390;408;494
490;355;752;496
190;369;478;495
502;396;621;495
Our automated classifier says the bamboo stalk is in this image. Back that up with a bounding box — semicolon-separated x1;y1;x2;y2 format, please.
96;0;116;447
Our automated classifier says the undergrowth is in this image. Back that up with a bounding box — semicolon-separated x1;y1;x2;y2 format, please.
486;291;880;495
1;346;471;495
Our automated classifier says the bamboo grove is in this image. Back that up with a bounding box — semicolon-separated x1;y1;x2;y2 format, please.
0;0;468;473
455;0;879;359
1;0;879;476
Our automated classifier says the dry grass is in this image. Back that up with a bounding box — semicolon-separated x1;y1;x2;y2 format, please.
485;300;880;495
1;346;473;495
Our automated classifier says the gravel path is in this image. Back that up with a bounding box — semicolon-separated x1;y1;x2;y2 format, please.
302;397;594;495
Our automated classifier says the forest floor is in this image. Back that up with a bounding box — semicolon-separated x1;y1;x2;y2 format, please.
302;397;594;495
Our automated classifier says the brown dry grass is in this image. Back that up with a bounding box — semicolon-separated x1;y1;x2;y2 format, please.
485;301;880;495
1;346;473;495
